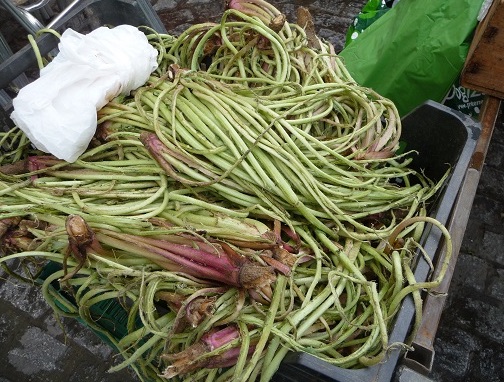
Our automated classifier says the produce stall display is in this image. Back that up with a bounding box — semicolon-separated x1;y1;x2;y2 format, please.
0;1;482;381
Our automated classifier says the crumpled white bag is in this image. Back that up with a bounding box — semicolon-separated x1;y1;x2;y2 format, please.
11;24;158;163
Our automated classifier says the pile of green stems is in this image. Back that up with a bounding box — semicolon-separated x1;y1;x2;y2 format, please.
0;3;453;382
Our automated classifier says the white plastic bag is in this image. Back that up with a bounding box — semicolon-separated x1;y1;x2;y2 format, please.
11;25;158;163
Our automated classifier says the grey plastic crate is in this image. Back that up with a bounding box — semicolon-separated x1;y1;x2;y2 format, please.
0;0;167;95
272;101;480;382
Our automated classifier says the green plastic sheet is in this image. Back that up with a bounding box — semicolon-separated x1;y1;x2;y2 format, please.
339;0;485;117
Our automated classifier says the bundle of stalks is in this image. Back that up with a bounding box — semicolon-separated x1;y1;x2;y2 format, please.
0;1;452;381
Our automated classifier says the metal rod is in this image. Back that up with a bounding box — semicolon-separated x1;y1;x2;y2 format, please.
0;0;44;34
45;0;81;29
21;0;52;12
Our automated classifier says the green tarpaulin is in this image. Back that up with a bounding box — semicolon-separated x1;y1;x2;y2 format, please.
339;0;486;116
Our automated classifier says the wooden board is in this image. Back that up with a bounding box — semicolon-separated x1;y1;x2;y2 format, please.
461;0;504;99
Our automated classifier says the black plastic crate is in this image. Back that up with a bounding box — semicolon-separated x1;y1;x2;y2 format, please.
271;101;480;382
0;3;481;380
29;102;480;382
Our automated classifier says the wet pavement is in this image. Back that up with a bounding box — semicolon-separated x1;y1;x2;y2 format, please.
1;1;503;381
428;107;504;382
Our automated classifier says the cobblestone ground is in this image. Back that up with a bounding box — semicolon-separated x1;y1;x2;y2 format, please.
429;107;504;382
1;1;503;382
0;268;139;382
152;0;365;52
